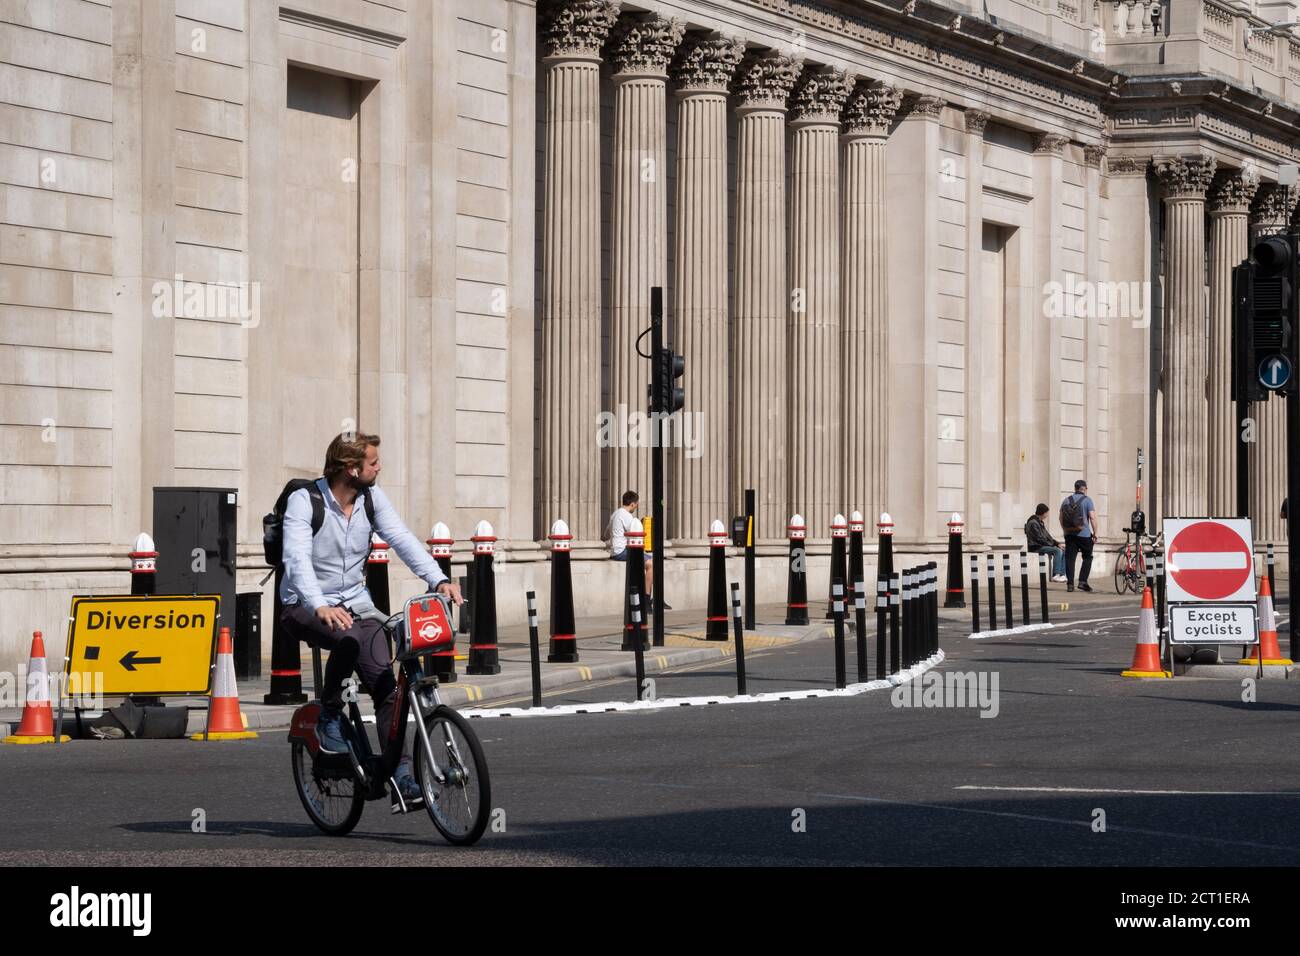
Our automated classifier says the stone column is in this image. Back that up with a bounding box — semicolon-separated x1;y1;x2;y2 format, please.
607;12;683;507
1082;142;1107;505
731;52;801;537
539;0;620;542
1154;155;1216;519
961;109;989;544
1033;133;1068;513
1206;168;1258;515
842;82;902;527
670;34;746;541
788;66;851;533
1248;184;1294;543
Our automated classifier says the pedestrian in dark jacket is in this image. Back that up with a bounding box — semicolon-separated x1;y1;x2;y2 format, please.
1025;504;1067;580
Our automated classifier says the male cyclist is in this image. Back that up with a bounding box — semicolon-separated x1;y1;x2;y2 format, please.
280;431;463;805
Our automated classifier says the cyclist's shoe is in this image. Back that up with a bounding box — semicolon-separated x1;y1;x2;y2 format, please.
391;759;424;812
315;709;348;754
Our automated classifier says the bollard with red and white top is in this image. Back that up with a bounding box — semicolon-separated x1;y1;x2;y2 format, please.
785;514;809;626
547;519;579;663
129;533;157;596
366;533;391;616
466;521;501;675
848;511;866;607
706;519;731;641
425;522;457;682
877;512;895;581
621;524;649;651
825;514;849;619
944;513;966;608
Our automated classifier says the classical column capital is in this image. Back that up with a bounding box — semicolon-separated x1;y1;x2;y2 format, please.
789;66;852;125
733;52;802;111
671;33;746;93
963;109;990;136
1154;155;1217;200
540;0;621;59
843;83;903;137
1082;142;1107;168
1207;168;1260;214
1033;132;1069;156
1251;182;1298;229
606;11;685;77
904;94;944;120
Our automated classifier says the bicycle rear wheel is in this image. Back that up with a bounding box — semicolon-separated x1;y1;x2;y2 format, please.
292;740;365;836
1113;548;1134;594
414;705;490;846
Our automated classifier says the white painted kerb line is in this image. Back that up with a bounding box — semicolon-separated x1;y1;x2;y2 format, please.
1168;551;1248;571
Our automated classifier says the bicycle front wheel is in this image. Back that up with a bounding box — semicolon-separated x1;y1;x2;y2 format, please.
292;740;365;836
414;705;490;846
1113;548;1133;594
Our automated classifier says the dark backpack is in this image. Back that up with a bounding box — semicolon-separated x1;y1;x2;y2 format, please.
1060;494;1085;534
262;477;375;570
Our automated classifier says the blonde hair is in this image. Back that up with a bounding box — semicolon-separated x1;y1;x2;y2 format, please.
323;431;380;480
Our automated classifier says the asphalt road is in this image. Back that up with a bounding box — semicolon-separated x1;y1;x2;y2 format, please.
1;603;1297;866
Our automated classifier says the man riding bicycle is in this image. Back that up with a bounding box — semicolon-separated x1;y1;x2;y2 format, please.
280;431;463;805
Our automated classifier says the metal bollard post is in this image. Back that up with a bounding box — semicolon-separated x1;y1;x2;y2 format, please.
986;553;998;631
730;582;747;696
1039;553;1050;623
900;569;912;668
876;573;889;679
1002;552;1014;629
1266;543;1275;601
630;589;646;701
832;579;847;690
969;553;981;634
889;572;901;675
1020;552;1030;626
854;577;868;683
526;590;541;708
929;563;939;656
944;514;966;608
1154;551;1167;637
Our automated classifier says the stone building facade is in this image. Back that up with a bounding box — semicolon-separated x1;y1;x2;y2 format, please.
1;0;1296;672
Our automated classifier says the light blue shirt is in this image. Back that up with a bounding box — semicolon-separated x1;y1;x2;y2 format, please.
279;478;448;612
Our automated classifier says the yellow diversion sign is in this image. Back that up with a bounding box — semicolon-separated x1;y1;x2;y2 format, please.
65;595;220;696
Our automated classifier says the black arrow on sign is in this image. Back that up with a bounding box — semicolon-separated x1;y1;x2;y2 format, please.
119;650;162;671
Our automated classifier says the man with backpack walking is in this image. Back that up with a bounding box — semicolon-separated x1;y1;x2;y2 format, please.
1060;479;1098;593
271;431;462;802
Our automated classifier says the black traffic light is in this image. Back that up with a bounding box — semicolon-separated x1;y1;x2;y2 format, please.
654;346;685;414
1241;233;1298;399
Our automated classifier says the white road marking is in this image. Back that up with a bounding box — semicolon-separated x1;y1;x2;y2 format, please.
1169;551;1248;570
955;785;1300;796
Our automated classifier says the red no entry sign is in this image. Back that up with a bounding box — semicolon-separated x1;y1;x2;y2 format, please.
1162;518;1256;603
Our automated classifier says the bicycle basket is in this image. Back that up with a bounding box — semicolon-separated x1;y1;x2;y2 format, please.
399;593;455;660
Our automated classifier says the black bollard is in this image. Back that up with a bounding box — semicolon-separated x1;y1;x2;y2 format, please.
1039;553;1050;623
129;533;157;596
621;527;649;651
706;519;731;640
877;512;895;581
526;590;541;708
1020;552;1030;626
365;534;390;615
1266;543;1275;602
1154;550;1166;637
1002;552;1014;629
902;569;914;668
944;513;966;608
831;579;847;690
547;519;579;663
969;553;980;634
630;589;646;701
730;582;747;696
928;563;938;657
848;511;866;611
426;522;457;681
854;577;868;683
826;515;849;619
876;573;888;679
986;553;998;631
744;488;757;630
889;572;901;674
466;521;501;675
785;514;810;625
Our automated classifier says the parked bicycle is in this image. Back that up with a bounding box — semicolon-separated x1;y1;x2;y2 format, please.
287;593;490;845
1113;528;1163;595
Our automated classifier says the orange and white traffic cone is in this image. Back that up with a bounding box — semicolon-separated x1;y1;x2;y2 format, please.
1122;587;1170;678
192;627;257;740
1240;575;1293;666
4;631;70;744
